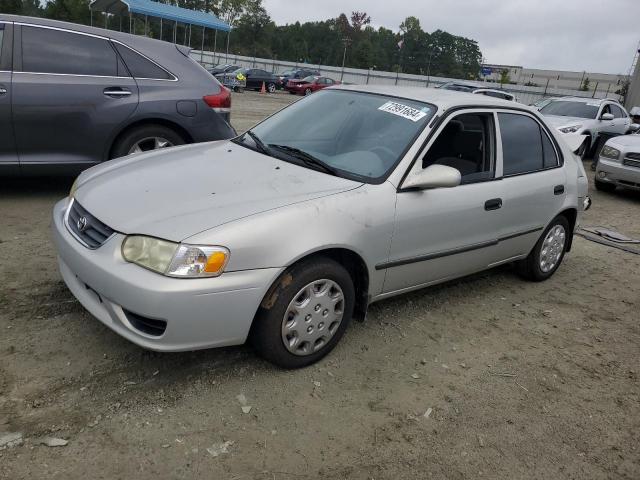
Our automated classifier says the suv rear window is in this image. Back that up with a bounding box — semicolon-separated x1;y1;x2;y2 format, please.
21;26;120;76
113;43;172;80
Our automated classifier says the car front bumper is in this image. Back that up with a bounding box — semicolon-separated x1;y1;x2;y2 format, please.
52;199;283;352
596;157;640;190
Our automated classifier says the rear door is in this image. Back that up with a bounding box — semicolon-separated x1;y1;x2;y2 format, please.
0;22;18;174
12;23;139;173
495;111;567;261
611;104;631;134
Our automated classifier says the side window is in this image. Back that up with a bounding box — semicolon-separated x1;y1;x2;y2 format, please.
423;112;495;184
113;43;171;80
611;105;625;119
601;104;612;116
499;113;555;175
21;26;119;76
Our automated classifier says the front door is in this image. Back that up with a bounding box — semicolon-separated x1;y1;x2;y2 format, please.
11;24;139;174
0;22;18;175
382;111;505;294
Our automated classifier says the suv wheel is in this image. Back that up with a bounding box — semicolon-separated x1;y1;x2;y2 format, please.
250;257;355;369
267;83;276;93
517;215;570;282
111;125;185;159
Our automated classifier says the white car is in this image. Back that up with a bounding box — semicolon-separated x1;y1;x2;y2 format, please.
438;82;516;101
539;97;631;159
595;134;640;192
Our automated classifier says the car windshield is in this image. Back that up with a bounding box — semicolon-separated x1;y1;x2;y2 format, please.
540;100;599;119
241;90;435;182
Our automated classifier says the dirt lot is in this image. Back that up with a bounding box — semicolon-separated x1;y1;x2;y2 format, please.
1;91;639;480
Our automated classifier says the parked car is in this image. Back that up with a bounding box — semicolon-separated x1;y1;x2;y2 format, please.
224;67;278;92
438;81;515;101
277;68;320;90
530;97;555;110
215;68;247;92
207;64;240;76
285;76;340;95
594;134;640;192
630;106;640;125
0;15;235;176
53;86;589;368
538;97;631;160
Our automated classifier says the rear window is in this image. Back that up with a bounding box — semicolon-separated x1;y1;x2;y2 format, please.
499;113;558;175
113;43;172;80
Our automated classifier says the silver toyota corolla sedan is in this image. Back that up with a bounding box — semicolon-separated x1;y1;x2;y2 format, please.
52;85;590;368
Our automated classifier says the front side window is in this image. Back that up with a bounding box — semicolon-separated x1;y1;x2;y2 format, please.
610;104;626;119
499;113;557;175
539;100;599;119
423;113;495;184
244;90;435;182
21;26;120;76
113;43;171;80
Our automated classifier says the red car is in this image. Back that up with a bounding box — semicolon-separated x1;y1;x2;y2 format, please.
285;76;340;95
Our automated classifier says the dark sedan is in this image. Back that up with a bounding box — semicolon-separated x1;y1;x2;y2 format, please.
277;68;320;90
228;68;279;93
0;14;235;176
207;64;240;75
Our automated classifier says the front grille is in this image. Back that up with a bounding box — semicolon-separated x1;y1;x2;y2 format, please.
622;157;640;169
124;310;167;337
66;200;114;249
625;152;640;161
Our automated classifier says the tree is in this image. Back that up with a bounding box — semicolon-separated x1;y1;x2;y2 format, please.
580;76;591;91
350;11;370;32
499;69;511;85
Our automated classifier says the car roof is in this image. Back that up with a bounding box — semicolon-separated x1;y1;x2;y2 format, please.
333;84;530;111
555;96;617;105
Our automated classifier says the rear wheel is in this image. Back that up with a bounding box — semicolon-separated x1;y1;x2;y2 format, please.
304;88;312;96
111;125;185;159
267;82;276;93
250;257;355;369
517;215;570;282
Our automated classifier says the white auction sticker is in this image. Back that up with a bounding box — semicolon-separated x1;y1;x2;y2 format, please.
378;101;428;122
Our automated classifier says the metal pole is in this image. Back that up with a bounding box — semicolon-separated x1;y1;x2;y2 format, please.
225;30;230;63
144;15;148;36
129;13;132;33
184;24;188;45
340;41;347;81
119;16;122;32
544;78;550;96
174;21;177;43
213;30;218;63
160;18;163;40
90;10;93;26
104;13;107;29
201;27;205;62
592;81;599;98
188;24;192;47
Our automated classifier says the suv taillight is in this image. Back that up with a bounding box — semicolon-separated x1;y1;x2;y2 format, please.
203;88;231;113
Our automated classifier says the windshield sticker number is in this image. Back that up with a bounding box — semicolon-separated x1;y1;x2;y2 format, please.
378;101;428;122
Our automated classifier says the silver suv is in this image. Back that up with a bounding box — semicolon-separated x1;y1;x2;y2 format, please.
539;97;631;159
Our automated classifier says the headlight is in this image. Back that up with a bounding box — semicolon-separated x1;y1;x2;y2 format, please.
559;125;582;134
69;177;79;198
600;145;620;160
121;235;229;278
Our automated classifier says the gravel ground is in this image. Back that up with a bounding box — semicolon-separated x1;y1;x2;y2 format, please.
0;91;639;480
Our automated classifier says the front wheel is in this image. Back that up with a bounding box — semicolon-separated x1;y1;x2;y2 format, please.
250;258;355;368
517;215;570;281
267;82;276;93
304;88;312;96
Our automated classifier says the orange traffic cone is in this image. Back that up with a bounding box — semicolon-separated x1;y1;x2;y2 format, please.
260;81;266;94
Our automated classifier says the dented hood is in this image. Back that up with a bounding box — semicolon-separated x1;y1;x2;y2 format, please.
73;141;361;241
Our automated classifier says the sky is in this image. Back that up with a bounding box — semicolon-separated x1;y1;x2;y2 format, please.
263;0;640;75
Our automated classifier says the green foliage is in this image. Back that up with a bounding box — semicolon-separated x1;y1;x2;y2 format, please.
580;76;591;91
0;1;484;80
499;69;510;85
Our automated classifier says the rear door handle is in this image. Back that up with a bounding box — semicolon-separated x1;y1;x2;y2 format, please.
0;86;7;96
103;87;132;98
554;185;565;195
484;198;502;211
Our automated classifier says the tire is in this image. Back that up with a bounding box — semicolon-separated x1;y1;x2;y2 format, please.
594;178;616;192
517;215;570;282
267;82;276;93
250;257;355;369
111;124;185;159
304;88;312;96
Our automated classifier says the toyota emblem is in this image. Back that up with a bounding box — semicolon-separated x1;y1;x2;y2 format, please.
77;216;88;232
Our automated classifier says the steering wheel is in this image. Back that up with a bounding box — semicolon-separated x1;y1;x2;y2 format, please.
370;146;396;164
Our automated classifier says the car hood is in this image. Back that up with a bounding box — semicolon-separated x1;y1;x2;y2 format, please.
606;134;640;149
73;141;362;241
542;115;589;129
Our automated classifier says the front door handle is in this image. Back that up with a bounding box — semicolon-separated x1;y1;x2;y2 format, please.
103;87;132;98
484;198;502;211
0;86;7;96
554;185;565;195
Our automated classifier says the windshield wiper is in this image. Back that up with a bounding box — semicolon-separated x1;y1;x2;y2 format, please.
244;130;272;156
268;144;339;176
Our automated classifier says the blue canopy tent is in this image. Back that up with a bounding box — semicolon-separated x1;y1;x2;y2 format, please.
89;0;231;58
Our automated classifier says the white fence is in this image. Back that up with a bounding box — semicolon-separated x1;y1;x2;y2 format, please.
191;50;623;106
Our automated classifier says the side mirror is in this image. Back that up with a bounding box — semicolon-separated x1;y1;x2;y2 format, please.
600;113;614;121
402;164;461;190
628;123;640;133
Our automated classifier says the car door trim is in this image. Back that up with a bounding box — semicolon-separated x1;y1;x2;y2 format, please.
375;226;543;270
